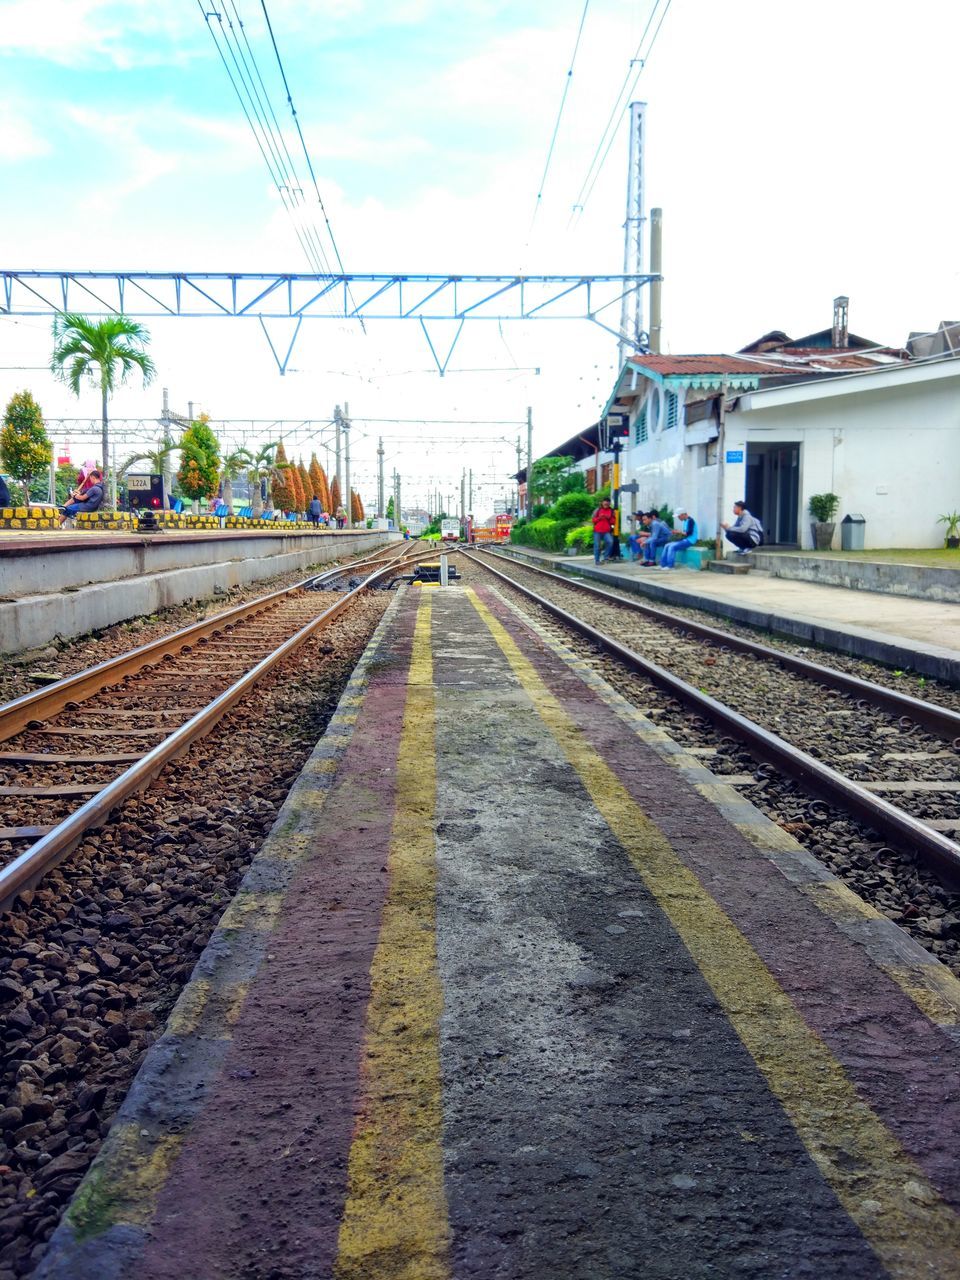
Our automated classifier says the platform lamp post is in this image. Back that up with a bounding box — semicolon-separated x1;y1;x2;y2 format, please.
598;411;630;559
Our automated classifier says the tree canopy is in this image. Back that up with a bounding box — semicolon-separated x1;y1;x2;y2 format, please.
50;314;155;492
177;420;221;501
1;391;52;501
528;456;583;506
271;441;297;513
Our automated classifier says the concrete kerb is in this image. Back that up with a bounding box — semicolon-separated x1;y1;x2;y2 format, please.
0;534;394;653
34;585;407;1280
494;544;960;685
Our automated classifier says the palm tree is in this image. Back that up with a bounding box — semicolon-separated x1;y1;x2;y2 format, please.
220;447;253;513
246;442;279;517
51;314;156;505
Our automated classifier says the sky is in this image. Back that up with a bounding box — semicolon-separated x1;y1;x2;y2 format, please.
1;0;958;515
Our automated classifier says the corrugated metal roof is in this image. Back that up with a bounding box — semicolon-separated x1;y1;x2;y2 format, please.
626;354;794;376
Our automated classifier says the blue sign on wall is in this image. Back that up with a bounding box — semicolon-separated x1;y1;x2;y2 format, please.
725;449;744;463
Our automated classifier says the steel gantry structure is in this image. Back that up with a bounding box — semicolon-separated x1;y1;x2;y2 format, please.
0;269;659;375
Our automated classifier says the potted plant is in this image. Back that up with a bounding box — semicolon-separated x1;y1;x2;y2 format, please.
938;511;960;549
809;492;840;551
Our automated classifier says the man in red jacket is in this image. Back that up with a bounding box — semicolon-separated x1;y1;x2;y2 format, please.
591;497;615;565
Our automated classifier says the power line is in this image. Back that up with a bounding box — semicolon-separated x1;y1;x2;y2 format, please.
568;0;673;226
223;0;336;278
197;1;324;276
258;0;363;328
525;0;590;252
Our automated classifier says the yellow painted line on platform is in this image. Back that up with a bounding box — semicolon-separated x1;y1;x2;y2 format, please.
467;587;960;1280
334;594;451;1280
67;1125;183;1240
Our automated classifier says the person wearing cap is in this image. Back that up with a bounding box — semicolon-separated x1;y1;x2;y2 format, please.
659;507;700;570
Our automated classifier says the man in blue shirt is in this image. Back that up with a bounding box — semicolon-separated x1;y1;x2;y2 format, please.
641;510;672;565
659;507;699;570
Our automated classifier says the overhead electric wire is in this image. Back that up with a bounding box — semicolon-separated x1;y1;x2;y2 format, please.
197;1;326;277
568;0;673;227
217;3;334;279
524;0;590;253
223;0;335;278
258;0;364;329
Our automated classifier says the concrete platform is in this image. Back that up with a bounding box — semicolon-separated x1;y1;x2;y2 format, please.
0;529;397;653
497;545;960;684
38;582;960;1279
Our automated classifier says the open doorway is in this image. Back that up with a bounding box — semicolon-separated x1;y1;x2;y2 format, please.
745;442;800;546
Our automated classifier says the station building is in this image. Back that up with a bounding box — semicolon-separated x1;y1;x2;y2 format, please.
545;300;960;550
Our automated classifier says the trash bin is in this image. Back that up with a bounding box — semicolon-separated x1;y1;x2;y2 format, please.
841;513;865;551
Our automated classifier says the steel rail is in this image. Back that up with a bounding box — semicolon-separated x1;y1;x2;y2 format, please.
466;550;960;886
0;554;410;911
0;540;409;744
479;547;960;744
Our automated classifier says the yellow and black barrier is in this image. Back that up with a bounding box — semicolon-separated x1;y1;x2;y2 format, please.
0;505;60;530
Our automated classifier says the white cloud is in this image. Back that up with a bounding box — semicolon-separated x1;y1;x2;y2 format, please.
0;102;51;159
0;0;199;67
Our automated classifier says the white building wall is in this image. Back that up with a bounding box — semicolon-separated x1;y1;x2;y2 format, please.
734;371;960;549
621;383;701;520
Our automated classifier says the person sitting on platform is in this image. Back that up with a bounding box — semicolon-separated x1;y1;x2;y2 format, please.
626;513;647;562
641;509;672;566
308;495;322;528
60;470;105;526
720;500;763;555
659;507;700;570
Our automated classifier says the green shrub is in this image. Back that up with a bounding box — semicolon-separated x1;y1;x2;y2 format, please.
550;491;594;522
565;522;593;553
513;515;580;551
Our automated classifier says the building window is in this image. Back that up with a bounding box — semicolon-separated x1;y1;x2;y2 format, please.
664;391;679;430
601;462;612;487
586;468;597;493
634;403;648;444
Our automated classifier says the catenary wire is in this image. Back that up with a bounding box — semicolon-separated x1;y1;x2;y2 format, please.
523;0;591;257
574;0;673;220
222;0;336;278
216;3;334;278
258;0;364;328
197;2;326;276
568;0;673;227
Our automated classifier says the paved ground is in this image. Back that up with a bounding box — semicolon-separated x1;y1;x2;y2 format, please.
36;584;960;1280
546;548;960;652
501;546;960;679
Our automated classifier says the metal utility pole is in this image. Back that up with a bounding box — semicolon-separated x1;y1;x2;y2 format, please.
618;101;647;369
377;436;385;518
460;469;466;520
334;405;343;512
343;400;352;528
396;472;402;525
649;208;663;355
516;437;523;517
468;468;473;513
715;377;729;561
526;406;533;518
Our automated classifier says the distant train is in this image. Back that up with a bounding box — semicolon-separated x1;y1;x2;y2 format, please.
440;518;461;543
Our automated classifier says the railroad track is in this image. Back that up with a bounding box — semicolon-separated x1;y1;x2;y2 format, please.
0;540;424;910
466;547;960;885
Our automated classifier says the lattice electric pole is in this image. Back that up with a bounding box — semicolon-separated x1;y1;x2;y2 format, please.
618;101;647;369
343;401;352;529
377;437;385;518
